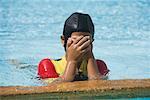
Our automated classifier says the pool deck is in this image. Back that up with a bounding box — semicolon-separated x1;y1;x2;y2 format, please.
0;79;150;99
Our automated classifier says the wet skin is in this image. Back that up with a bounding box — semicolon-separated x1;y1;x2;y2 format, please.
55;32;103;82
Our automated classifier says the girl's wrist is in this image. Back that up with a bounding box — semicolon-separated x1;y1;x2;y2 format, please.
67;60;78;64
87;51;94;59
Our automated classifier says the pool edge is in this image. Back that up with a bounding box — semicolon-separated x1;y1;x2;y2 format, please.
0;79;150;99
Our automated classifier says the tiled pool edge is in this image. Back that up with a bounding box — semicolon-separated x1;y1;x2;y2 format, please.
0;79;150;99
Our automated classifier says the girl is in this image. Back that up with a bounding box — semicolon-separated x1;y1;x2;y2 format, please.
38;12;109;83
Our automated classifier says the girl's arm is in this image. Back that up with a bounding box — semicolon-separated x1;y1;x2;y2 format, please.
87;52;103;80
61;36;91;82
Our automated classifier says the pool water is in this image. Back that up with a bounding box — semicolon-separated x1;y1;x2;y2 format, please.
118;98;150;100
0;0;150;86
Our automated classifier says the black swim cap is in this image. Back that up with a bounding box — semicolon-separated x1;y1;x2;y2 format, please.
63;12;94;39
63;12;94;51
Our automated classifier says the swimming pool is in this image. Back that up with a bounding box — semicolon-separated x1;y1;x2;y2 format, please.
0;0;150;86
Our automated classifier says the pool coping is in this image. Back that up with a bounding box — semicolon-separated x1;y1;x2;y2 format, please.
0;79;150;99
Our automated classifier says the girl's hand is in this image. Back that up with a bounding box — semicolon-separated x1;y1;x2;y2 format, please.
66;36;91;63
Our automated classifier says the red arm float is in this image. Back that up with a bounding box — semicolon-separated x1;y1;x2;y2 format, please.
96;59;109;76
38;59;59;79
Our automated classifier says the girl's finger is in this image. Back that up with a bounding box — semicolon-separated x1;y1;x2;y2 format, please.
76;36;90;47
78;40;91;50
81;46;90;54
67;38;73;48
72;36;84;44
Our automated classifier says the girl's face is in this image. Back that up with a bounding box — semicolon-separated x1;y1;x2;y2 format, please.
61;32;93;50
71;32;93;42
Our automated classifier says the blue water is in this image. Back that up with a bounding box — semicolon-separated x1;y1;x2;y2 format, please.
112;98;150;100
0;0;150;86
